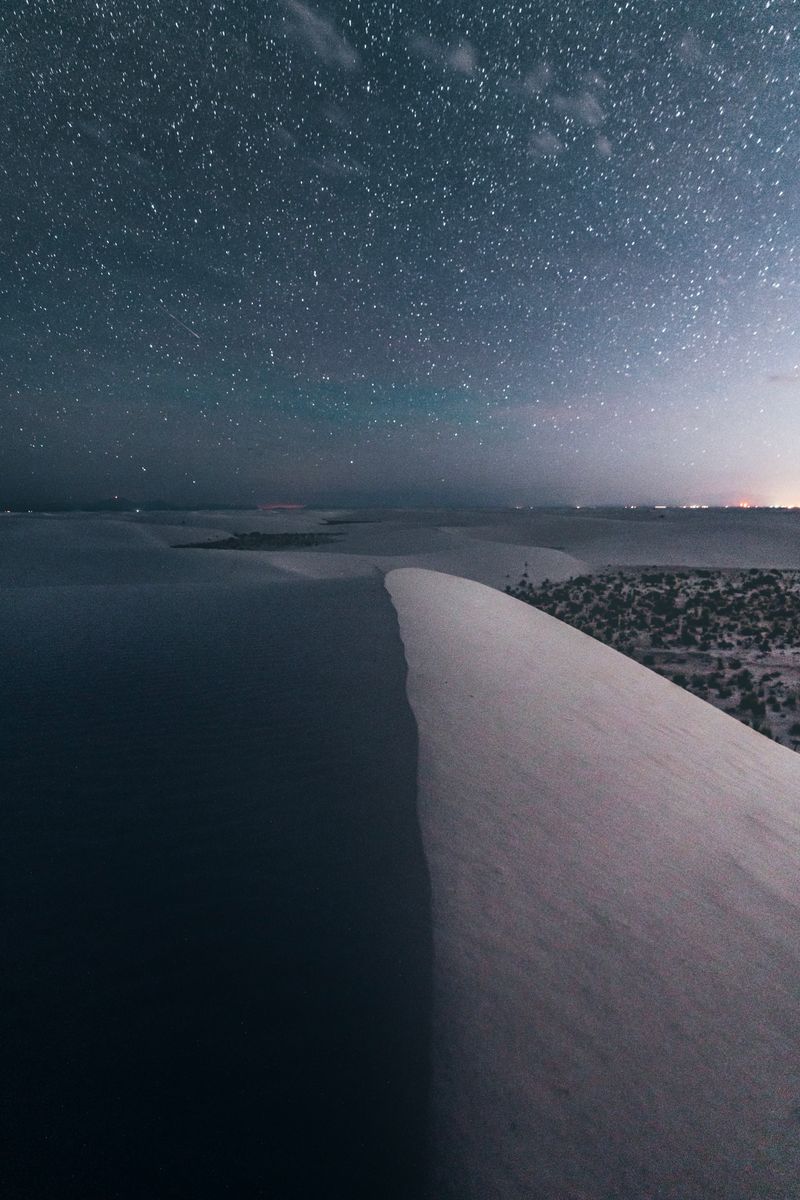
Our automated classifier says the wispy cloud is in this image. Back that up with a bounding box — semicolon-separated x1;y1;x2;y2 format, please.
582;70;608;90
552;90;606;127
501;62;553;98
322;102;352;129
308;152;367;179
677;30;704;64
269;123;298;148
529;129;564;156
447;40;478;75
281;1;360;70
409;34;478;76
524;62;553;94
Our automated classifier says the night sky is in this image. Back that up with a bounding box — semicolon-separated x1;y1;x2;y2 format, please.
1;0;798;507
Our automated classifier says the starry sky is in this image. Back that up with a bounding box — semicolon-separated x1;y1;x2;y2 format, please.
1;0;798;507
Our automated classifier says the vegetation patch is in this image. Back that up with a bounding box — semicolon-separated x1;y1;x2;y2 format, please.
507;567;800;751
174;530;344;550
321;518;379;525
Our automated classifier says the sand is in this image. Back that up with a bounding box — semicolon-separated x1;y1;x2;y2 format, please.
269;537;584;588
452;507;800;568
2;554;429;1198
388;567;800;1200
0;510;586;590
7;507;800;1198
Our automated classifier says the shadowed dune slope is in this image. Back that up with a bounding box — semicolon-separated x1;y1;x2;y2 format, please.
387;567;800;1200
3;571;430;1200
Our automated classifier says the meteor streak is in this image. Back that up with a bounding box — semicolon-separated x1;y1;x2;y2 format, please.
159;302;201;340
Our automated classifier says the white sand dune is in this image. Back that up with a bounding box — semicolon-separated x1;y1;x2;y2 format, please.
0;513;299;586
270;536;585;587
455;508;800;568
0;512;585;590
9;509;800;1196
387;568;800;1200
18;505;800;591
135;505;800;577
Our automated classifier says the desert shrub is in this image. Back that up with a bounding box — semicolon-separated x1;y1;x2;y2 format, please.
739;693;766;718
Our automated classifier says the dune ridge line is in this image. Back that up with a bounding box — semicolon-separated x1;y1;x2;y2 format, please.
387;566;800;1200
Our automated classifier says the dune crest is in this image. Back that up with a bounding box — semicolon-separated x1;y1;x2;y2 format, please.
387;567;800;1200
